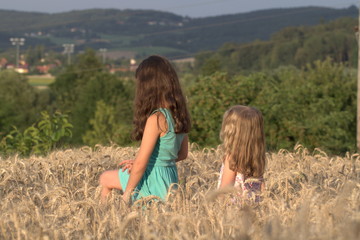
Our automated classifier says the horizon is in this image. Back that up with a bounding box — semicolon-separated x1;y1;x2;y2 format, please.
0;0;357;18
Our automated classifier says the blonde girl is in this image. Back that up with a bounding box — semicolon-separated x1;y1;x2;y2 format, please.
218;105;266;201
99;55;191;204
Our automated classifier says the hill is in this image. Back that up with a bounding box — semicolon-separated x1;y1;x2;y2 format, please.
0;6;357;57
0;144;359;239
194;17;358;74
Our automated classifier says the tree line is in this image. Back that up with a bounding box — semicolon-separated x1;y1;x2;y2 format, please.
188;60;355;154
0;52;356;156
195;17;357;75
0;15;358;155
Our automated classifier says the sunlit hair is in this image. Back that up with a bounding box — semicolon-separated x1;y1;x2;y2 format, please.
220;105;266;178
132;55;191;141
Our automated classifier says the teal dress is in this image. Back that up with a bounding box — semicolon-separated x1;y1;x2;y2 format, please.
118;108;185;202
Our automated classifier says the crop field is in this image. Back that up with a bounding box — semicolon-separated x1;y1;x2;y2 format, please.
0;144;359;239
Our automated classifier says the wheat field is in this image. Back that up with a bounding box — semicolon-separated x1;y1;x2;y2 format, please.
0;144;359;239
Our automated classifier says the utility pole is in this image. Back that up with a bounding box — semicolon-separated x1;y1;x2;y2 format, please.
9;38;25;68
357;5;360;152
99;48;107;64
62;44;75;65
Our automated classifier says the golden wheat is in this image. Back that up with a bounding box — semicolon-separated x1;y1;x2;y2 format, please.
0;144;359;239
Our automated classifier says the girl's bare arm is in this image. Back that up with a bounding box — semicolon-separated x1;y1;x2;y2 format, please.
122;114;161;201
176;135;188;162
219;156;236;188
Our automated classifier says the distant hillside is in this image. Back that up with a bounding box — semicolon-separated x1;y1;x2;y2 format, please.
0;6;357;57
194;17;357;74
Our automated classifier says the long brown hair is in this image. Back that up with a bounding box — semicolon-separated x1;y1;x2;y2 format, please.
132;55;191;141
220;105;266;178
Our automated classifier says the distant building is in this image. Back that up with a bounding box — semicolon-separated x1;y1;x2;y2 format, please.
129;59;137;71
15;67;29;74
0;58;8;69
109;59;138;73
109;67;129;74
105;50;136;60
36;64;56;74
171;57;195;64
6;62;29;74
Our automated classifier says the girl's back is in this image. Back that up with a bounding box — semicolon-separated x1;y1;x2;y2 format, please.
217;105;266;203
218;164;263;202
118;108;186;202
149;108;185;167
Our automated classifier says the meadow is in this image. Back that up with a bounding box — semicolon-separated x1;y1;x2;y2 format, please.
0;144;359;239
27;75;55;87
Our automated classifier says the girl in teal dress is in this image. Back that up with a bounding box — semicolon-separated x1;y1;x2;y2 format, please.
99;55;191;204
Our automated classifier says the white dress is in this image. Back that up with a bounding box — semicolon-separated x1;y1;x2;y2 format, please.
218;163;263;202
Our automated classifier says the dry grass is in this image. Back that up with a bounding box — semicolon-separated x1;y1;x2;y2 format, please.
0;144;359;239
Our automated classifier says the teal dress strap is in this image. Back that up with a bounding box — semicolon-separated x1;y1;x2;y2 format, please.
151;108;175;132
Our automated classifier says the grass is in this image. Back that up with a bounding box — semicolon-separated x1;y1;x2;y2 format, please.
35;33;190;58
35;35;75;46
27;75;55;86
100;34;138;45
116;46;190;58
0;144;359;239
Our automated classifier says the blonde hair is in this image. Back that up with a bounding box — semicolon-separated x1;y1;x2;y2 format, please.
220;105;266;178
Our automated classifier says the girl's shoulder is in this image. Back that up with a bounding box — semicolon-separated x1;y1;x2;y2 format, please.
149;109;168;134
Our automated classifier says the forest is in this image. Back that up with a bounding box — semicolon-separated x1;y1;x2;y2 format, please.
195;17;357;74
0;16;358;156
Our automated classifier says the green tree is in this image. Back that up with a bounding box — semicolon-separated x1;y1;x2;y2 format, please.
0;111;73;156
51;49;133;144
0;70;37;134
253;60;356;153
189;72;241;146
193;17;357;74
83;100;132;146
70;71;132;143
26;45;45;67
188;59;355;154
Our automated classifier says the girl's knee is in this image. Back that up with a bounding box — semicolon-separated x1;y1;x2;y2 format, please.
99;171;110;186
99;170;121;190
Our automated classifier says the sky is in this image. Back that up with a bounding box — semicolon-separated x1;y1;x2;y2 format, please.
0;0;357;18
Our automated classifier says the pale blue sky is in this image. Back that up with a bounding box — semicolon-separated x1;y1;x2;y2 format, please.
1;0;357;17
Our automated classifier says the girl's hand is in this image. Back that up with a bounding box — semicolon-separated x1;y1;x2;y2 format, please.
119;160;135;173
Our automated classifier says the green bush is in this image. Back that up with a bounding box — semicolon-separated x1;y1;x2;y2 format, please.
0;111;73;156
187;59;356;154
50;49;133;144
0;70;37;134
83;100;132;146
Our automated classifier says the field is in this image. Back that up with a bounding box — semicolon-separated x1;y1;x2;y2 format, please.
0;144;359;239
116;46;190;58
27;75;55;87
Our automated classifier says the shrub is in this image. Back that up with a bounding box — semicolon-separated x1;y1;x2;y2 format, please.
0;111;73;156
